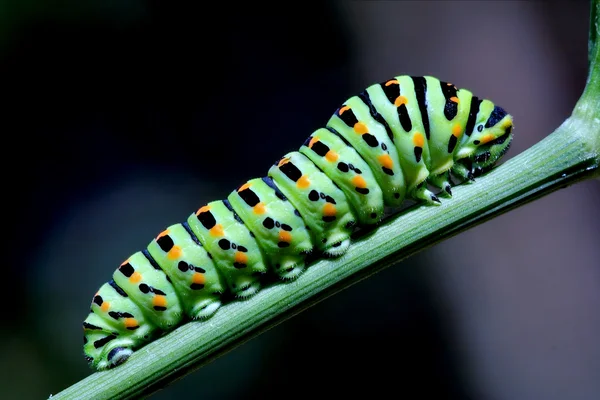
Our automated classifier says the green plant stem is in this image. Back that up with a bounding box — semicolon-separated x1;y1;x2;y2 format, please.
50;2;599;399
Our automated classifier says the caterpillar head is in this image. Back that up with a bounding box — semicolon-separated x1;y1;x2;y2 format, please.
454;101;514;179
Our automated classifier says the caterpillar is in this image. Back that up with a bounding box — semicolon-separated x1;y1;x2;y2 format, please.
83;75;514;370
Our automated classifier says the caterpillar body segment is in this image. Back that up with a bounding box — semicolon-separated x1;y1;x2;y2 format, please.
300;127;385;225
83;75;514;370
147;223;225;319
187;200;267;298
268;151;356;257
227;177;313;280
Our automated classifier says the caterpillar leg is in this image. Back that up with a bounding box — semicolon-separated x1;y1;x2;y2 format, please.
428;172;453;197
411;182;441;205
451;163;476;183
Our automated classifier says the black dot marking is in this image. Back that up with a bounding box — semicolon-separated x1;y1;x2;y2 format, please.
197;208;217;229
332;241;342;247
139;284;150;294
275;263;281;269
411;76;430;139
474;140;480;145
94;334;117;349
93;295;103;306
308;190;319;201
485;106;508;128
319;192;326;199
356;187;370;195
263;217;275;229
191;283;205;290
275;221;281;228
156;234;174;252
448;135;458;153
154;305;167;312
308;138;330;157
279;160;303;182
394;193;400;199
178;261;189;272
294;209;302;217
362;133;379;147
322;238;327;243
83;322;103;330
237;245;248;252
382;167;394;176
324;195;336;204
218;239;231;250
440;80;459;120
281;224;293;231
381;143;387;150
465;96;482;136
337;162;349;173
414;147;423;163
371;212;377;219
233;262;247;269
278;242;290;248
237;185;260;207
232;243;237;249
194;266;206;273
119;263;134;278
322;216;336;222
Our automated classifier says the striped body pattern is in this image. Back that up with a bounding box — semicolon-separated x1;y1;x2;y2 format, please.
83;75;514;370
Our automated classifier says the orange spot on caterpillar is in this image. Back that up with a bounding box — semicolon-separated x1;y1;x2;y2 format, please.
157;229;169;239
450;96;459;103
167;245;182;260
354;122;368;135
412;132;425;147
394;96;407;107
377;154;394;169
209;224;224;237
234;251;248;265
196;205;211;215
279;230;292;243
452;124;462;137
124;318;138;328
297;175;310;189
253;202;266;214
339;105;350;115
153;295;167;308
308;136;320;148
480;134;495;144
129;271;142;284
322;203;337;217
446;82;453;86
351;175;367;189
385;79;399;86
100;301;110;312
278;157;291;167
325;150;339;162
192;272;205;285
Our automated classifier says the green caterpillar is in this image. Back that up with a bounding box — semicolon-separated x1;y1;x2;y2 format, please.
83;75;514;370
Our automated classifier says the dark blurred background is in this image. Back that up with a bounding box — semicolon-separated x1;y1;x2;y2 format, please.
1;1;598;399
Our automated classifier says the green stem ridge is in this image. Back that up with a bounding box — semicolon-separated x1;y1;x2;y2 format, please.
50;2;599;399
